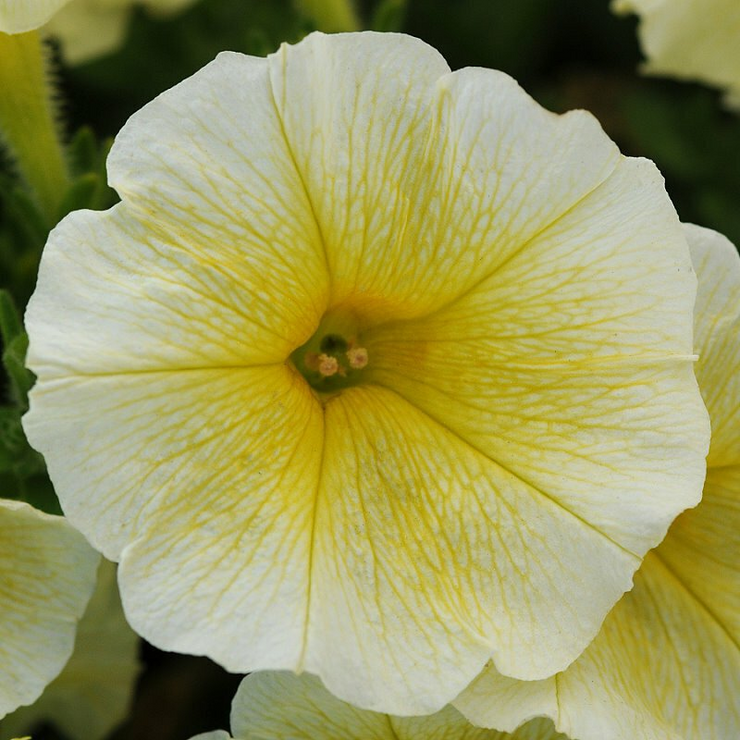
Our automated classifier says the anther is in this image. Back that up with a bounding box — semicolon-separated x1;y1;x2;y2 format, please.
317;354;339;377
346;347;369;369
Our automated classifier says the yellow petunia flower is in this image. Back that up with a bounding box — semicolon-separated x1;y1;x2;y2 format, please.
1;560;141;740
23;32;710;714
614;0;740;108
455;224;740;740
0;499;100;720
189;671;567;740
43;0;198;64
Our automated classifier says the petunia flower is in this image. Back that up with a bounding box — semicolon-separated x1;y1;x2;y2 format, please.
189;671;567;740
23;31;710;714
43;0;199;65
613;0;740;109
0;499;100;719
1;559;141;740
455;224;740;740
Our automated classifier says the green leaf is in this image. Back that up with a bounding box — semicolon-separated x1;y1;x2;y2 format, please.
68;125;99;175
0;174;49;245
0;289;22;346
0;406;58;513
0;407;24;473
3;332;34;410
57;172;102;220
370;0;407;31
0;406;43;476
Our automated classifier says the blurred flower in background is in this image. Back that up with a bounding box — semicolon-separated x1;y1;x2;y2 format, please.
614;0;740;109
0;0;73;33
188;671;567;740
1;560;141;740
45;0;200;64
0;500;99;721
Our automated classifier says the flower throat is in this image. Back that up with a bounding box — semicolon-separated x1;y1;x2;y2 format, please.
291;311;369;393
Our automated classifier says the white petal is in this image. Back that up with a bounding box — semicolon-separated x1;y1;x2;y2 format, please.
0;500;99;718
301;385;639;711
614;0;740;106
115;367;324;672
266;31;452;322
363;159;709;681
686;223;740;467
1;559;140;740
27;53;331;381
25;200;326;381
229;672;567;740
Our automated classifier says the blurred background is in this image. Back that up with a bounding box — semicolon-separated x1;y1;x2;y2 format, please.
1;1;738;738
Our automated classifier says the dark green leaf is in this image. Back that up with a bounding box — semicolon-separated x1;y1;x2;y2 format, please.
0;289;22;346
371;0;408;31
3;332;34;409
68;125;100;175
57;172;102;220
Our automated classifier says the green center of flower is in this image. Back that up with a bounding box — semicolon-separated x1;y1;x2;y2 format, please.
292;311;369;393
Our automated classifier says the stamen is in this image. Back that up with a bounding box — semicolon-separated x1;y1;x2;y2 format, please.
293;320;369;392
346;347;369;369
318;353;339;377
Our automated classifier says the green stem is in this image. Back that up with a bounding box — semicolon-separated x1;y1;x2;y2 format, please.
0;31;70;225
296;0;362;32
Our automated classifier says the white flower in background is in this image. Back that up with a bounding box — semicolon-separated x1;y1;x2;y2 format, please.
455;224;740;740
614;0;740;108
24;31;709;714
0;0;72;33
1;559;141;740
0;499;99;719
44;0;198;64
189;671;567;740
0;0;196;59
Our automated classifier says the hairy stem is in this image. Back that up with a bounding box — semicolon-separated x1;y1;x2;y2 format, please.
0;31;70;224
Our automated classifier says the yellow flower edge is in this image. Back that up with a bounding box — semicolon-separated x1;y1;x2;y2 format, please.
189;672;568;740
0;0;71;32
43;0;199;65
455;223;740;740
23;31;710;714
613;0;740;109
1;559;141;740
0;499;100;719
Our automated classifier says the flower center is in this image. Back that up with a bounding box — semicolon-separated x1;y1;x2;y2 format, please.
291;311;369;393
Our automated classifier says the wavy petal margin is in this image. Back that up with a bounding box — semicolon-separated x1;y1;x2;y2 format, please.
455;224;740;739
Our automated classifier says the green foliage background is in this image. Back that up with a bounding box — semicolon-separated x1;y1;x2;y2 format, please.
0;1;738;738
